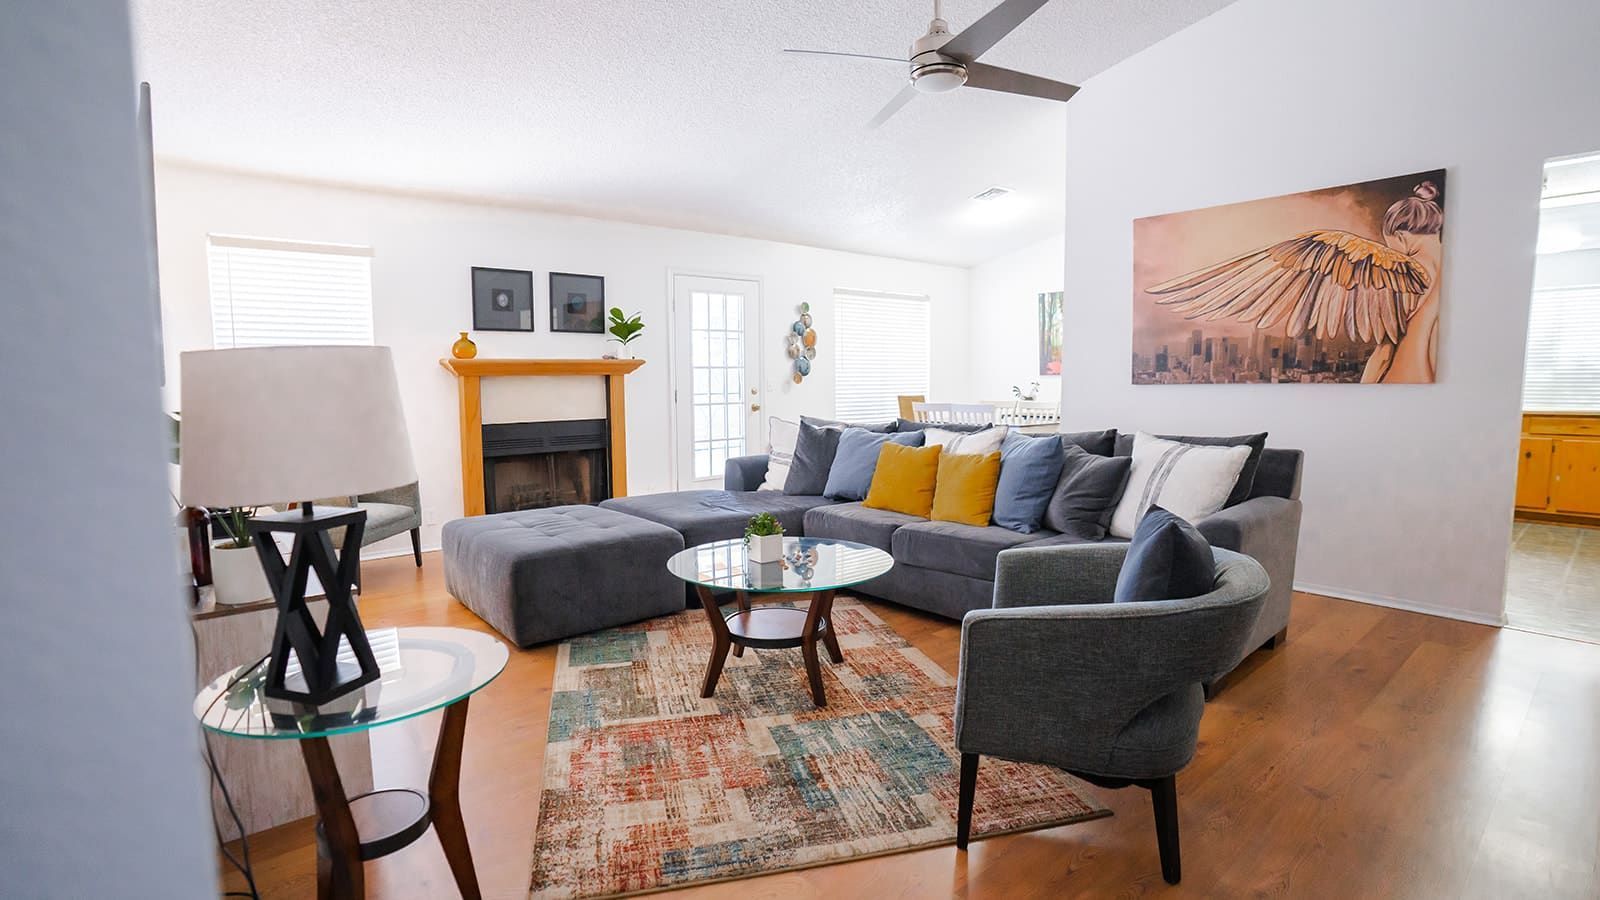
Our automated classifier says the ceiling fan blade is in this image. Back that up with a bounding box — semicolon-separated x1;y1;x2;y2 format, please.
964;61;1079;102
783;48;906;64
940;0;1051;64
867;84;919;129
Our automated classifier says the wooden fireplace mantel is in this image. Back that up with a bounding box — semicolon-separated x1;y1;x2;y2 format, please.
439;357;645;516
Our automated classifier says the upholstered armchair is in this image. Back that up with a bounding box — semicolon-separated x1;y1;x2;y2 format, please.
351;482;424;566
954;543;1268;884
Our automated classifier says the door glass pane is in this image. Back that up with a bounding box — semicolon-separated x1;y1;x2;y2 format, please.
689;288;749;479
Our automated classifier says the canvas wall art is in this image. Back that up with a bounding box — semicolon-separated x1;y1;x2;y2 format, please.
1038;290;1063;376
1131;169;1445;384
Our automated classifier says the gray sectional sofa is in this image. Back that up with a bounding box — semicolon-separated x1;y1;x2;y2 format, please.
600;430;1304;691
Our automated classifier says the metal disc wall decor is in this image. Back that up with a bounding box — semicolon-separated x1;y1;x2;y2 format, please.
789;302;818;383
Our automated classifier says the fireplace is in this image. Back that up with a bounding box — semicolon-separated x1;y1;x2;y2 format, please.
482;420;610;513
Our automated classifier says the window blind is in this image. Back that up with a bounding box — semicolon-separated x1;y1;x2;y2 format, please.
207;235;375;349
1523;284;1600;412
834;290;931;422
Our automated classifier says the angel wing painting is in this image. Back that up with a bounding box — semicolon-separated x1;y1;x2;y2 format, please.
1132;169;1445;384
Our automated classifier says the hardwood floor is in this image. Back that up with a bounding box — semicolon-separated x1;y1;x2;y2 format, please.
218;552;1600;899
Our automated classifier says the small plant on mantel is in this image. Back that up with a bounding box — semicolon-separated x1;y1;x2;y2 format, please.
606;308;645;358
744;513;785;564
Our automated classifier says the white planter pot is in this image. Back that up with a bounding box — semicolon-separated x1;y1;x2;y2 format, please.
211;541;272;606
746;533;783;564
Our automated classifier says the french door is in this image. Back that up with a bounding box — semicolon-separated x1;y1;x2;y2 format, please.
672;275;763;488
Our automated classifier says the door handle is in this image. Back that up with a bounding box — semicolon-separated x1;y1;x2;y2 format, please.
751;404;762;412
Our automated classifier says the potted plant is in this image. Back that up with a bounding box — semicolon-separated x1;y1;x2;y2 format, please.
606;308;644;358
210;506;271;606
743;512;785;564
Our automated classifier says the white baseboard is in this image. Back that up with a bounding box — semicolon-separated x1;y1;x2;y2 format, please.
362;544;439;562
1293;581;1507;628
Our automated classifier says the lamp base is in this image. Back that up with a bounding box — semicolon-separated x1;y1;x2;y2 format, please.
249;504;380;706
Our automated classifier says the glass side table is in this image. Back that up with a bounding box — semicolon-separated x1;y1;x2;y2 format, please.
666;537;894;707
195;626;508;900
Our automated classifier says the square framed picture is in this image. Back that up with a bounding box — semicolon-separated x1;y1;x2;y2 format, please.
472;267;535;332
549;271;606;334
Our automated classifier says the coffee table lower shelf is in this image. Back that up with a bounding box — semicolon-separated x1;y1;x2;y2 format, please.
692;586;844;707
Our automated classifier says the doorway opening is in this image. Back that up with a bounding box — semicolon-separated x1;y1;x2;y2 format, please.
1507;150;1600;643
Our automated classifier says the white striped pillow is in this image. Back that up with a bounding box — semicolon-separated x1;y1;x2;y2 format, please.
1108;432;1250;538
758;417;800;491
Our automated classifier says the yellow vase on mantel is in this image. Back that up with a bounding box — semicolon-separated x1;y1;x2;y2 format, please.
451;331;478;359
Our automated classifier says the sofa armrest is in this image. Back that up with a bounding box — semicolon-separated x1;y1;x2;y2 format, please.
724;454;770;492
1196;495;1302;653
992;543;1127;609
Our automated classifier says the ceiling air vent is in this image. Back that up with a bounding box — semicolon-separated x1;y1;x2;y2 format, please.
971;186;1012;202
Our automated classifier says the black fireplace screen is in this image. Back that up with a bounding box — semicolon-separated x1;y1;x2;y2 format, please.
481;419;610;513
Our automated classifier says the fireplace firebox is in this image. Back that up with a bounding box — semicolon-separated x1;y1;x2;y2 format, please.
481;420;610;513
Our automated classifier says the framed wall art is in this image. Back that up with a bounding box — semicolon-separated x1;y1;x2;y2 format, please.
549;271;606;334
471;266;535;332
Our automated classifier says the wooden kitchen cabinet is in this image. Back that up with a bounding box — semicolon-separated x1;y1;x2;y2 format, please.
1515;413;1600;524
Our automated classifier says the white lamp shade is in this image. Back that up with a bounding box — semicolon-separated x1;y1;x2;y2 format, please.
179;346;417;508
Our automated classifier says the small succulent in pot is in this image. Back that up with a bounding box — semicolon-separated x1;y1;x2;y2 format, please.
743;513;785;563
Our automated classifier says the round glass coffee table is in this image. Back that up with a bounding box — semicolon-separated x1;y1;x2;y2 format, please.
195;626;508;899
666;536;893;707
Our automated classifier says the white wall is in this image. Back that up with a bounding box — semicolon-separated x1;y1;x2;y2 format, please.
967;232;1066;402
154;164;973;552
1056;0;1600;623
0;2;216;895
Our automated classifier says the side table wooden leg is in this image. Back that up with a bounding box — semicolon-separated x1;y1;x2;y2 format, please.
818;589;844;664
300;736;363;900
800;591;827;707
430;699;482;900
697;586;732;698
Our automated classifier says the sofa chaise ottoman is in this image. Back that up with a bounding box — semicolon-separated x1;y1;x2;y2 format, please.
441;505;684;647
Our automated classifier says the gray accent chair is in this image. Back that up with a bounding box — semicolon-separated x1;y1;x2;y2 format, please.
353;482;424;566
953;544;1269;884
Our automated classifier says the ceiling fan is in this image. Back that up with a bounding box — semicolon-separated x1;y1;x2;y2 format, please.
784;0;1079;128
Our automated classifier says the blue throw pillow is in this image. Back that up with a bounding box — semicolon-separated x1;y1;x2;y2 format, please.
822;427;924;500
1113;505;1215;604
991;432;1065;533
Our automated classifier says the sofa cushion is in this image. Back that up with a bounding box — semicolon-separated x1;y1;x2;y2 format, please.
1060;428;1118;457
1113;505;1214;604
823;427;924;501
802;415;896;433
893;520;1054;582
759;416;800;491
896;417;991;434
600;490;835;547
992;431;1065;534
803;501;923;552
922;425;1007;456
863;442;942;518
1042;446;1132;540
783;419;843;495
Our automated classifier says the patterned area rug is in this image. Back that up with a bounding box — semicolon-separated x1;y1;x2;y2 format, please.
529;596;1110;899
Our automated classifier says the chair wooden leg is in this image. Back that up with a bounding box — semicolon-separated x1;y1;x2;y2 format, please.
410;528;422;567
1146;774;1181;884
955;752;978;850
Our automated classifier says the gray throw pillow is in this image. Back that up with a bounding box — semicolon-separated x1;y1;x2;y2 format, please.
1059;428;1118;457
801;415;896;433
783;420;842;495
1113;505;1215;603
894;418;991;434
822;427;924;500
1043;445;1133;539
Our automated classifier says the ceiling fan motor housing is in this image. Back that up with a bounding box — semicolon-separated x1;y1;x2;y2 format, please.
908;17;966;93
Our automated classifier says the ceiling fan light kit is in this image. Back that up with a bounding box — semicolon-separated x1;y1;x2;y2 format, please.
784;0;1079;127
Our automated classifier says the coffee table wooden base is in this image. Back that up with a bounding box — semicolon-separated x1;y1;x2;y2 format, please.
695;586;842;706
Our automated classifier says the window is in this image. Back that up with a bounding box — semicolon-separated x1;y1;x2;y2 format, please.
1523;284;1600;411
207;235;374;348
688;288;747;479
834;290;931;422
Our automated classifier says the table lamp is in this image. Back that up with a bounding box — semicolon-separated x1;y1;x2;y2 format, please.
180;346;417;704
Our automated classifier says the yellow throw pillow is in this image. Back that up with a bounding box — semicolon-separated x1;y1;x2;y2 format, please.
930;450;1002;526
863;443;943;518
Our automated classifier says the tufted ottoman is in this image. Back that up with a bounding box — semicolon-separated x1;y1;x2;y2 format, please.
441;505;684;647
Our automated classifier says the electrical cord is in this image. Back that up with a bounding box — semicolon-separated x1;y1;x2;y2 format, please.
193;617;269;900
